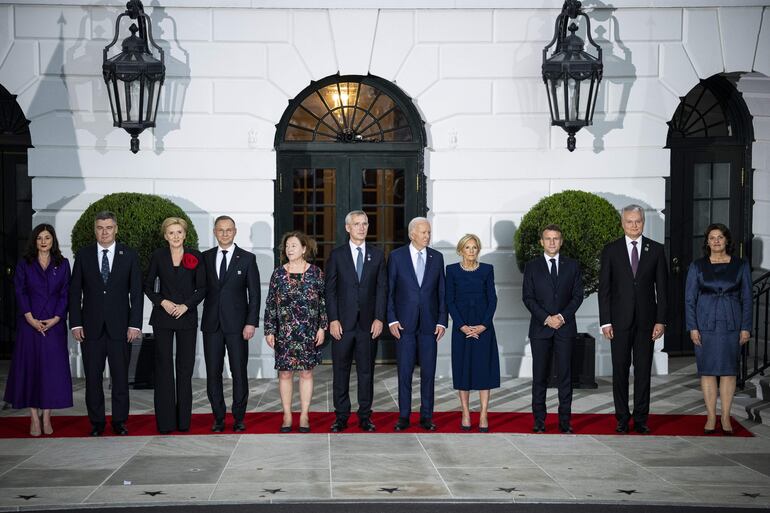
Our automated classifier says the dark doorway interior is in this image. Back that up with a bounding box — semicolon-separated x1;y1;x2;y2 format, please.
0;84;33;359
664;75;754;355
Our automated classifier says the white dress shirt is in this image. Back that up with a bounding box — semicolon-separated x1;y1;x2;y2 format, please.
215;243;235;279
349;240;366;264
97;241;116;272
543;252;560;273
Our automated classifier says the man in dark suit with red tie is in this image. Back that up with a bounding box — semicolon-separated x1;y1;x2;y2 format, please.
599;204;668;434
522;224;584;433
387;217;447;431
201;215;260;433
325;210;387;432
69;211;143;436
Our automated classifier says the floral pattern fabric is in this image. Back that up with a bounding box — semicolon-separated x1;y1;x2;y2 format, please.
264;264;328;371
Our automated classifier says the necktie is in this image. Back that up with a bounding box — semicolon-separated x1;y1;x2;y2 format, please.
631;241;639;276
549;257;557;284
101;249;110;284
355;247;363;281
219;250;228;285
416;251;425;286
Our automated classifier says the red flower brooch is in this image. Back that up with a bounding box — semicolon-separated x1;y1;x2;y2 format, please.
182;253;199;270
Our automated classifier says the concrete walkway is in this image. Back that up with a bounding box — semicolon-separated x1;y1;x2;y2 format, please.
1;359;769;510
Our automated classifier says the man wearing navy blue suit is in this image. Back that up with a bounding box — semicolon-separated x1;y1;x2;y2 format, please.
325;210;387;432
387;217;447;431
522;224;584;434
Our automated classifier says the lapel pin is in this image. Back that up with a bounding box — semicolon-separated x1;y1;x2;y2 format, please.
119;250;124;255
237;270;242;275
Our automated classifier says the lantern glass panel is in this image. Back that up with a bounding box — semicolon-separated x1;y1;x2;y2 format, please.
106;79;120;124
116;79;141;123
146;78;161;125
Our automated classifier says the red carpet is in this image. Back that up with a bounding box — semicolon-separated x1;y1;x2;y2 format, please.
0;411;752;438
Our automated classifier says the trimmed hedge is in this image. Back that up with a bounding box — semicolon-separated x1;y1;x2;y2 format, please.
514;190;623;297
71;193;199;272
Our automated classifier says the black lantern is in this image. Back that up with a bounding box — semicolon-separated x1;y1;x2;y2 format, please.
542;0;603;152
103;0;165;154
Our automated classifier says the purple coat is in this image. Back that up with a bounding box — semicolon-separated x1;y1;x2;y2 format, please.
3;258;73;409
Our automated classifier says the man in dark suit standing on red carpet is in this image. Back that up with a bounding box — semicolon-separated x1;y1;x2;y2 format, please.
69;211;143;437
387;217;447;432
599;204;668;434
325;210;387;432
201;215;260;433
523;224;583;434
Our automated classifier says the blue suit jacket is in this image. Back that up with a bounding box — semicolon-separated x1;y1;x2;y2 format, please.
685;257;752;332
386;244;447;334
522;255;584;339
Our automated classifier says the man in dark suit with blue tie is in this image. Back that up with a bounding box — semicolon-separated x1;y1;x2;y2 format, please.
69;211;143;436
325;210;387;432
201;215;260;433
522;224;584;434
387;217;447;431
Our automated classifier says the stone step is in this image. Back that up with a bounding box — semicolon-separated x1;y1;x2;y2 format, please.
734;376;770;426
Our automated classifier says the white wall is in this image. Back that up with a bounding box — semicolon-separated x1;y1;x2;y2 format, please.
0;3;768;378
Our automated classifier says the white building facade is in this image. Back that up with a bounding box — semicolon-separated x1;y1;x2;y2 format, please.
0;0;768;379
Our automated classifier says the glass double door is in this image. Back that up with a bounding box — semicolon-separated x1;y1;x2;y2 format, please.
665;147;746;354
275;153;423;362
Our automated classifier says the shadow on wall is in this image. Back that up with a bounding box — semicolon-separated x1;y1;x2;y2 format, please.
584;1;636;153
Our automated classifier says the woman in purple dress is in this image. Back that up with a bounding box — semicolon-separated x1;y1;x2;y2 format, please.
4;224;73;436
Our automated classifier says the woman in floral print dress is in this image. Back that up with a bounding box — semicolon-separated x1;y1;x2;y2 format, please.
264;231;327;433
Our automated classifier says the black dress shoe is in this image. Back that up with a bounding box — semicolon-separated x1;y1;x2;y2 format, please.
559;423;574;434
616;421;629;433
358;418;376;432
178;428;189;433
634;423;650;434
158;429;172;435
279;425;292;433
394;418;410;431
233;421;246;432
211;420;225;433
330;419;348;433
90;426;104;437
298;424;311;433
460;423;472;432
704;428;717;435
112;423;128;436
533;421;546;433
419;418;437;431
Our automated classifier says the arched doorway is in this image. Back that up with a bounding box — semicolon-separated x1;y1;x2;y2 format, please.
274;73;427;362
274;73;427;265
664;75;754;354
0;84;33;359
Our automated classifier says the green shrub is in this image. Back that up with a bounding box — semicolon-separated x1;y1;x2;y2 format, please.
71;193;199;272
514;190;623;297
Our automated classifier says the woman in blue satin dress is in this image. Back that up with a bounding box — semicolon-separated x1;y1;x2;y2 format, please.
446;234;500;432
685;223;752;435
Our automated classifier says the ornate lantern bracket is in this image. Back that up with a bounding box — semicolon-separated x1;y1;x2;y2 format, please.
542;0;604;152
102;0;165;153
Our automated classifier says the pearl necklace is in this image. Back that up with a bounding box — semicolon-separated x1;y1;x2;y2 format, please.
460;261;479;272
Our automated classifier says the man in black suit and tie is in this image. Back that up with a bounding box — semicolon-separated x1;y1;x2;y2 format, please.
325;210;387;432
201;215;260;432
599;204;668;434
387;217;447;431
69;211;143;436
522;224;584;433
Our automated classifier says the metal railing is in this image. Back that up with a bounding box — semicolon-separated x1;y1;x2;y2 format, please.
740;270;770;389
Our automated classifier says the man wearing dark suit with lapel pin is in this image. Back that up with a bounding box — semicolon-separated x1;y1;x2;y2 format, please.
522;224;584;434
201;215;260;433
69;211;143;436
599;204;668;434
325;210;387;432
387;217;447;431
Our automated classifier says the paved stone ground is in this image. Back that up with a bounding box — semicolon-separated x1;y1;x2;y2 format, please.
1;358;769;510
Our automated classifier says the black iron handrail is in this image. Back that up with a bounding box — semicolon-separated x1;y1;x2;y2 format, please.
739;270;770;389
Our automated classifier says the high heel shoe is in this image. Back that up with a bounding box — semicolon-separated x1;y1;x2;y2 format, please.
704;428;717;435
279;425;292;433
460;423;472;432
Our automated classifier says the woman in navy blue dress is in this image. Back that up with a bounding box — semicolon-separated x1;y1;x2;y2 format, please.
3;224;73;436
446;234;500;432
685;223;752;435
